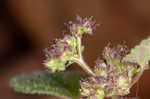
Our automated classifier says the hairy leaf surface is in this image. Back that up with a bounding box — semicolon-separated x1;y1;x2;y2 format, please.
123;36;150;70
10;71;87;99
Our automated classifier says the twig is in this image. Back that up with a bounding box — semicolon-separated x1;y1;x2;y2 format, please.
71;36;95;76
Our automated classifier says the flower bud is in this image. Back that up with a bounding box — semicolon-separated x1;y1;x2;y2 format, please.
66;15;99;36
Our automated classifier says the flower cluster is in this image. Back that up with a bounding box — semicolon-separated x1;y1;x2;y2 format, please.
66;15;99;36
43;35;77;72
44;16;98;72
80;44;141;99
10;15;150;99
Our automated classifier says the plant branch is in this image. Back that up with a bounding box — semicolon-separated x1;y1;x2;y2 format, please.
72;57;95;76
130;70;143;87
71;36;95;76
77;36;83;58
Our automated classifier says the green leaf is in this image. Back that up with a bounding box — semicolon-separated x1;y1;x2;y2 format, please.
10;71;88;99
123;36;150;70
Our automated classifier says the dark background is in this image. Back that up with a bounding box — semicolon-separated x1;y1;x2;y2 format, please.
0;0;150;99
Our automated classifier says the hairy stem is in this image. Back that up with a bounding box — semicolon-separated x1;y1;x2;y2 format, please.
71;36;95;76
77;37;83;58
72;57;95;76
130;70;143;87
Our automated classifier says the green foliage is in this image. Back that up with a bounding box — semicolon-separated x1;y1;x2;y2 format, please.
10;71;87;99
123;36;150;70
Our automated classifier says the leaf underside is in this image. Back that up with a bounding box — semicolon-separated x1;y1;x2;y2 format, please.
123;36;150;70
10;71;87;99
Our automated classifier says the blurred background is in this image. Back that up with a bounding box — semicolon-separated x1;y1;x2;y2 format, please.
0;0;150;99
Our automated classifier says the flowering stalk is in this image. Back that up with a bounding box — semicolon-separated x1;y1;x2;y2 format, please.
10;15;150;99
71;36;95;76
80;42;149;99
43;16;150;99
71;55;95;76
42;16;150;99
43;15;98;76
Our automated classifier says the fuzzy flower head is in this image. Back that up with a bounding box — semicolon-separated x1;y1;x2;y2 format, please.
66;15;99;36
43;35;77;72
80;44;141;99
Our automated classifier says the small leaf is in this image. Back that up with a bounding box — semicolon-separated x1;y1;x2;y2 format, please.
123;36;150;70
10;71;87;99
